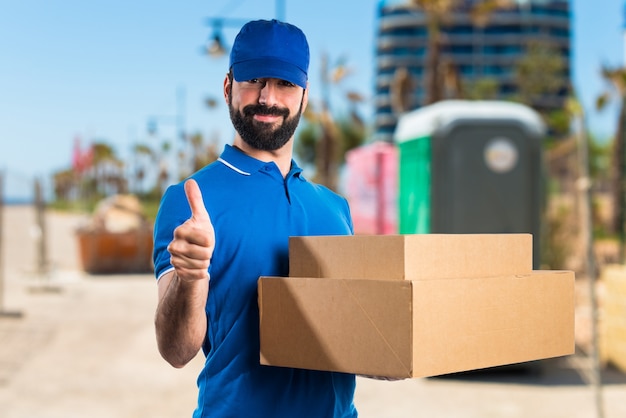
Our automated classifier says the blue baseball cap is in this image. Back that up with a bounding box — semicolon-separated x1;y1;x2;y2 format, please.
229;19;309;89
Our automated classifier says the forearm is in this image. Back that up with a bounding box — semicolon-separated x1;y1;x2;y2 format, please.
155;272;209;368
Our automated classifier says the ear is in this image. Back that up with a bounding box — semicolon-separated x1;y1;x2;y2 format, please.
223;74;231;103
301;83;309;112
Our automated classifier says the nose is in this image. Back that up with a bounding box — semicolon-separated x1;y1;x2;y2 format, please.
258;80;278;107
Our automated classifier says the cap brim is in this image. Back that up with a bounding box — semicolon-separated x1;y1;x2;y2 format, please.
232;58;307;89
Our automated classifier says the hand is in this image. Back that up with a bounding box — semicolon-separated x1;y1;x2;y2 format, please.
358;374;407;381
168;179;215;282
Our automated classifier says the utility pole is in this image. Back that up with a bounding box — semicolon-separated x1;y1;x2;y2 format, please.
34;177;49;278
571;98;604;418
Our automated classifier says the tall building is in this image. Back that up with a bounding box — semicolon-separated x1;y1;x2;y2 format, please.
374;0;572;142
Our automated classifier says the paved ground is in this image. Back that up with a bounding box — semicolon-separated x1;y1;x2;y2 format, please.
2;205;626;417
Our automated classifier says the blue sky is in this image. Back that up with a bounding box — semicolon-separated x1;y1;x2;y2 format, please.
0;0;623;200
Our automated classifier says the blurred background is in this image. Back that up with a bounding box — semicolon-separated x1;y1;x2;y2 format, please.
3;0;626;417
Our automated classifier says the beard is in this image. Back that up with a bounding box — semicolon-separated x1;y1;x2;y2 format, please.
228;94;303;152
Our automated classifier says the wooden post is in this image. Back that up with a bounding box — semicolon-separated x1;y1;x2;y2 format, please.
29;177;60;293
34;177;48;276
0;169;23;318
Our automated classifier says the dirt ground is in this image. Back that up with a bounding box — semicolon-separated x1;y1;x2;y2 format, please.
2;205;626;418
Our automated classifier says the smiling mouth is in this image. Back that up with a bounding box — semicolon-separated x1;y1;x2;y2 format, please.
244;104;289;120
253;113;282;123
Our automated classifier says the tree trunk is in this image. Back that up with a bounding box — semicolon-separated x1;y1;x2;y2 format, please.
612;97;626;262
425;18;443;104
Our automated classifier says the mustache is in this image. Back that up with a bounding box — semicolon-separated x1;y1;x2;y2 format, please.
243;104;289;118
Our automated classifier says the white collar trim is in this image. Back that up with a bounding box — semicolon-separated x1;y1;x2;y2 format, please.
217;157;251;176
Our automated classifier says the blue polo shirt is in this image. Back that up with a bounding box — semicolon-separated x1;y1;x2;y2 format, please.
153;145;358;418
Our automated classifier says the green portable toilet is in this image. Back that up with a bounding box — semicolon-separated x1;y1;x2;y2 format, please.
395;100;545;268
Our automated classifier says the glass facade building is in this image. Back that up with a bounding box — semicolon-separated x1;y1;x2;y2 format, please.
374;0;571;142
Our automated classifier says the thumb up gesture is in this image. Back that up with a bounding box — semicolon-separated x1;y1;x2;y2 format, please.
168;179;215;282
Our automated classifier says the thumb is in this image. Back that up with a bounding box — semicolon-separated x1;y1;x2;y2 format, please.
184;179;210;223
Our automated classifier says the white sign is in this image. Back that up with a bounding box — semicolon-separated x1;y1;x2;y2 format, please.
484;137;518;173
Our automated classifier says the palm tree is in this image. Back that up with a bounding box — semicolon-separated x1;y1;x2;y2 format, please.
189;132;220;173
514;39;569;138
90;142;126;196
515;40;567;107
406;0;514;104
157;141;172;198
297;52;367;191
409;0;454;104
131;143;155;194
597;67;626;260
53;169;76;202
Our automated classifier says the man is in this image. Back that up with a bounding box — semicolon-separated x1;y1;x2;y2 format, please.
153;20;358;417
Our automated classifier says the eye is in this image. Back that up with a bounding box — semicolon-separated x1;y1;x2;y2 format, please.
279;80;296;88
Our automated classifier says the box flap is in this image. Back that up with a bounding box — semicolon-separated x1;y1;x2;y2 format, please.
259;276;414;378
289;235;407;279
404;234;533;280
289;234;532;280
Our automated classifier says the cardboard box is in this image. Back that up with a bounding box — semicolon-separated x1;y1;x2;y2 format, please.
289;234;532;281
258;270;575;378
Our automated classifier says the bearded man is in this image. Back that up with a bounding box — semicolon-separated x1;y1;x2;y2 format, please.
152;19;358;418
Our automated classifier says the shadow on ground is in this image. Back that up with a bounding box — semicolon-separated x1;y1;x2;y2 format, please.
432;348;626;387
